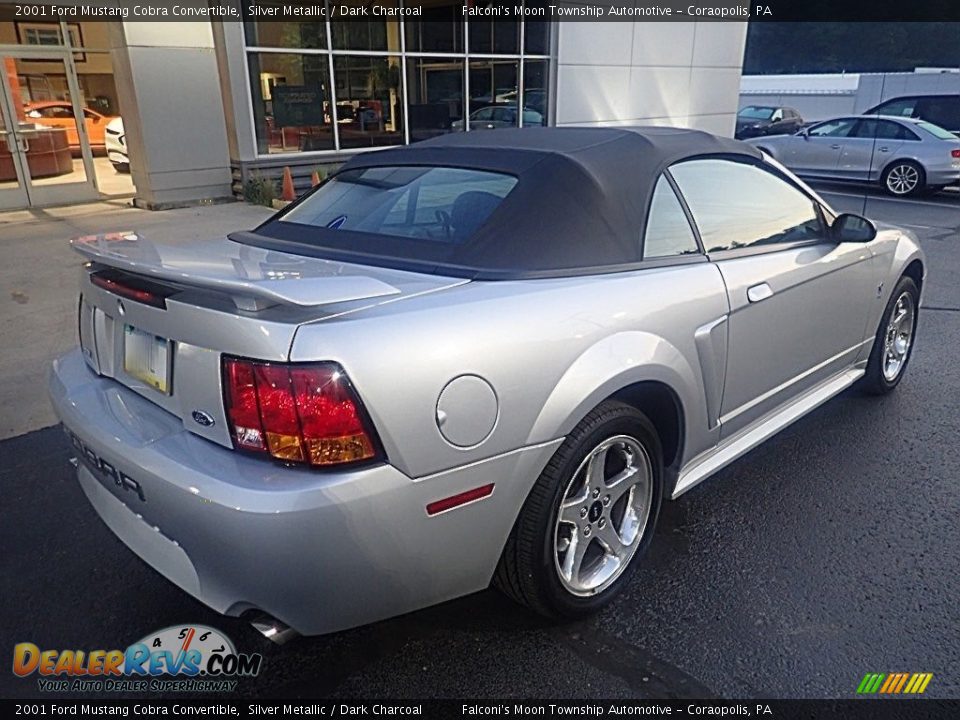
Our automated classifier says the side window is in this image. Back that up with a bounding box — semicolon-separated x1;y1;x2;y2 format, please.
853;119;913;140
643;177;700;259
873;98;917;118
473;107;494;121
915;97;960;131
808;118;857;138
670;159;824;253
32;106;71;119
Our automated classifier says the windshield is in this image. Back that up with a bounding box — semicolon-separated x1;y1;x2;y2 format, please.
280;166;517;244
738;106;775;120
915;120;958;140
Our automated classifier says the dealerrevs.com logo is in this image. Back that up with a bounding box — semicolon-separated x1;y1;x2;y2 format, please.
13;625;263;693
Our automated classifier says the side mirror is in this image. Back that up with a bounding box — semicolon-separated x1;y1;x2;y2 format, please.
799;127;810;139
832;213;877;243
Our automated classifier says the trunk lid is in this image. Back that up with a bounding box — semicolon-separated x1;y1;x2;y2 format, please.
73;231;466;449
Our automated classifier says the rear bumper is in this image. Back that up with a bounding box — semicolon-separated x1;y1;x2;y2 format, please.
49;348;559;635
926;166;960;186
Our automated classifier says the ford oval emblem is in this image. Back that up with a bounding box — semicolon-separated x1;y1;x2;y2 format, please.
191;410;215;427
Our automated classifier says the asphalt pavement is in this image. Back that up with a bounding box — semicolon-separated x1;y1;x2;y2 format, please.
1;188;958;700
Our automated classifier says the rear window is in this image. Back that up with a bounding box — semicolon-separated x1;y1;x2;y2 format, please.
281;166;517;244
915;121;958;140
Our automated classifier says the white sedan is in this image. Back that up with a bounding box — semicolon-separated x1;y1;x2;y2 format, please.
104;117;129;173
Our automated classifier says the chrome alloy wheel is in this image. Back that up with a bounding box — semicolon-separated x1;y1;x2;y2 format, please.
554;435;653;596
886;164;920;195
882;291;916;382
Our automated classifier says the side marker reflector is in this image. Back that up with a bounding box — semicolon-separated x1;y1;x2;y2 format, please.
426;483;495;516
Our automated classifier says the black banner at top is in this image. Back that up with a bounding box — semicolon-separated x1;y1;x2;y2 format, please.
2;0;960;23
2;699;960;719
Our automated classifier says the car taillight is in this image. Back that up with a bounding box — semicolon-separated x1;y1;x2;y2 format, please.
951;149;960;158
222;357;380;467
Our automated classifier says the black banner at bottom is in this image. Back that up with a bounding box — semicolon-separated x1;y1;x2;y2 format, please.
2;700;958;720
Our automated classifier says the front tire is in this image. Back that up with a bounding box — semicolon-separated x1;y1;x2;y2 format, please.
494;401;663;619
861;276;919;394
882;160;924;197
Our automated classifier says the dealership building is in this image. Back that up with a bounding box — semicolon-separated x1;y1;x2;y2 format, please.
0;6;747;210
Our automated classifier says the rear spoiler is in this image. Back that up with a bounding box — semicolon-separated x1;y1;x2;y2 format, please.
71;232;401;311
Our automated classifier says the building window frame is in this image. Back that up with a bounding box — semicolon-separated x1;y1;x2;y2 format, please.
242;6;553;159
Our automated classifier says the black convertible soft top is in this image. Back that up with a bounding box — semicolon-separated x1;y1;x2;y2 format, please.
245;127;761;279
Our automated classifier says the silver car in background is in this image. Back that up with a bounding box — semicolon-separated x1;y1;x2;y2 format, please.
746;115;960;196
49;128;924;638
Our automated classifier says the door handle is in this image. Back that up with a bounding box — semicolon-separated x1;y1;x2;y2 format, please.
830;144;841;149
747;283;774;303
878;146;889;152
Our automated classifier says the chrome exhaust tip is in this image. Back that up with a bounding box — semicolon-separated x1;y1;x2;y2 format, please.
249;613;298;645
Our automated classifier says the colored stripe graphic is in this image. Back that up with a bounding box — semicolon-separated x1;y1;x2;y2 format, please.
893;673;909;693
858;672;933;694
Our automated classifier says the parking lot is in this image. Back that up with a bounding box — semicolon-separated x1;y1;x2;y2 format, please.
1;187;958;700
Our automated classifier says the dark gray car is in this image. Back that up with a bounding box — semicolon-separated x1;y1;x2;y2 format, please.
735;105;804;139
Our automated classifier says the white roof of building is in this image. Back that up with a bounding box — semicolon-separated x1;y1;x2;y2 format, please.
740;73;860;96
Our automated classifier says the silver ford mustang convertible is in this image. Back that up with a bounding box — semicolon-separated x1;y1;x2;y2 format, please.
49;127;924;638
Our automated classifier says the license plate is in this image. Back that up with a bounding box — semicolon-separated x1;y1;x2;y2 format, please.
123;325;172;394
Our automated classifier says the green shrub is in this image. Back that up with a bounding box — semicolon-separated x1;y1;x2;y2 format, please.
244;173;278;207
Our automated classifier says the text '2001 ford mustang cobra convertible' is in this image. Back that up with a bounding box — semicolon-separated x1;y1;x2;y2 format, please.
49;127;924;638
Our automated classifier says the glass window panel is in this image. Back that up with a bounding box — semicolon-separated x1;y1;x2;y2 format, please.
244;15;327;49
808;118;857;138
468;60;518;130
643;177;700;258
247;52;334;154
407;57;464;142
670;159;823;253
404;0;464;52
334;55;405;149
871;98;917;117
915;96;960;131
524;15;552;55
281;166;517;243
468;4;519;54
330;0;401;51
521;59;548;126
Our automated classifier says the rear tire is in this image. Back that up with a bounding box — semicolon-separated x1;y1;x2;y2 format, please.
493;401;663;619
861;276;919;395
882;160;924;197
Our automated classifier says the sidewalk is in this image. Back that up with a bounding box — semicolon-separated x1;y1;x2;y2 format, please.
0;199;273;440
